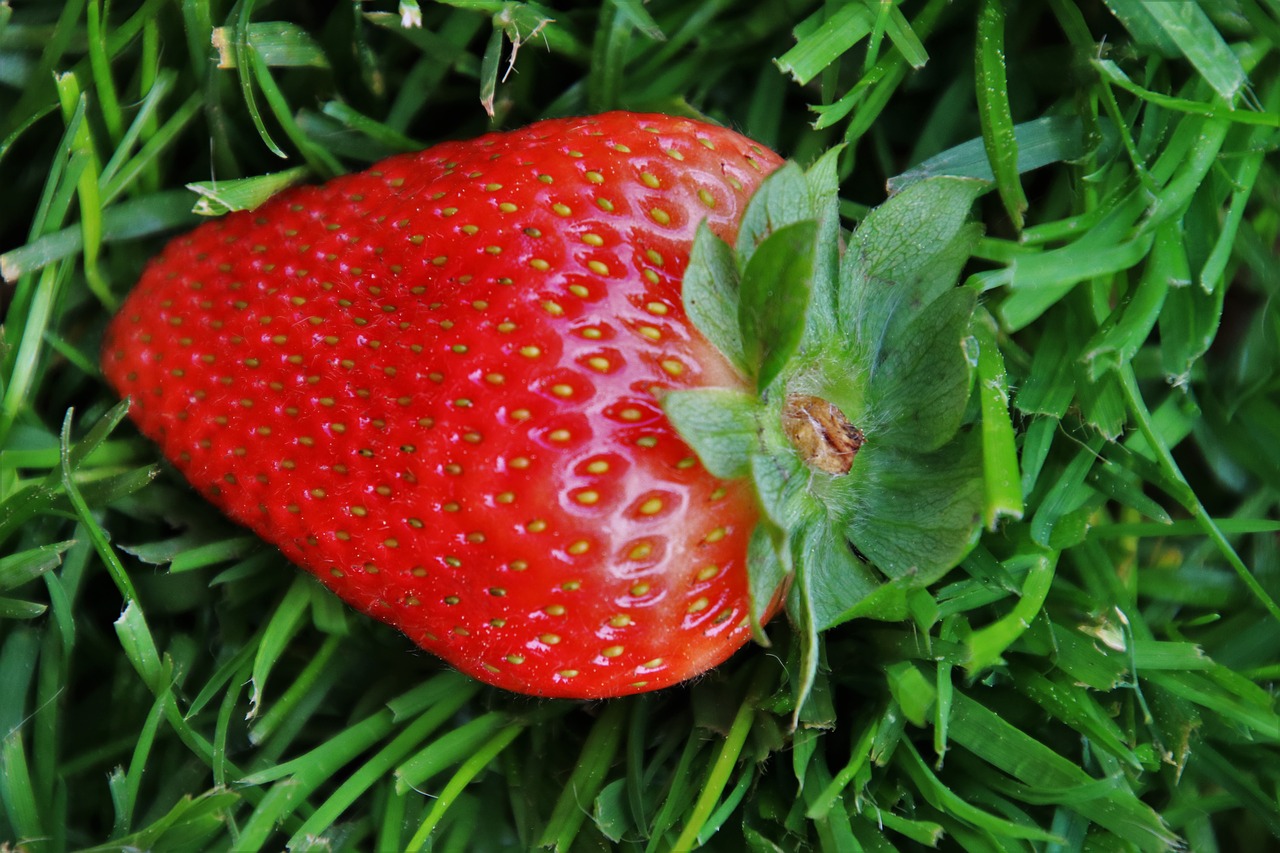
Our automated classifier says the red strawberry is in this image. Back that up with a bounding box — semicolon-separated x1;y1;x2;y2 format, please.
103;112;785;698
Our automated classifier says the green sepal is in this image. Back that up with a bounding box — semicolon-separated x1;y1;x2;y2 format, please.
734;161;810;263
660;388;760;480
800;145;845;348
865;285;978;453
785;518;822;731
683;221;747;375
844;428;984;590
839;177;984;347
746;522;788;645
739;219;817;391
791;517;884;632
749;429;816;531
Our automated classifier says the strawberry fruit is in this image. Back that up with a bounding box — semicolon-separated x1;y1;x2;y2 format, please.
103;112;787;698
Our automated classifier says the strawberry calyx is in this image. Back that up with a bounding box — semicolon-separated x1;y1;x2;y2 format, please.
662;153;990;716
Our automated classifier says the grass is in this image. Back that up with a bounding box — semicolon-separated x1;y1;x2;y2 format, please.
2;0;1279;850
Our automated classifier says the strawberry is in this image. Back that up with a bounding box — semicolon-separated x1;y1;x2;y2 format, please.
102;112;787;698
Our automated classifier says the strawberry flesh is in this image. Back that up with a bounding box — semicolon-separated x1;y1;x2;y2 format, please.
103;112;784;698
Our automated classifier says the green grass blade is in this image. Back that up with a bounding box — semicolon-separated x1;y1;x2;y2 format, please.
972;310;1023;527
974;0;1028;229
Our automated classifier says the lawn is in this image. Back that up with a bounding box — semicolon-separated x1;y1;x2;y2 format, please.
2;1;1279;850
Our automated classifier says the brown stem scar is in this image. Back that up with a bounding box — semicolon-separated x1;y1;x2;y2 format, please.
781;394;864;476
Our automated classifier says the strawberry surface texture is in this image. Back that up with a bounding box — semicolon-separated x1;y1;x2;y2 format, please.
103;112;785;698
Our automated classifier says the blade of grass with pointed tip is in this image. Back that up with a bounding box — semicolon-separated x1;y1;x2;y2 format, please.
974;0;1027;229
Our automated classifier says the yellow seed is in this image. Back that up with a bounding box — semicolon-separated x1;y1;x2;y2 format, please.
698;188;716;208
638;498;664;515
619;408;642;422
530;258;550;271
485;373;505;384
548;429;571;442
642;658;664;669
646;301;668;315
704;527;726;543
568;540;590;555
552;384;574;397
510;409;531;421
661;359;685;376
610;614;632;628
507;654;525;665
639;325;661;341
526;519;547;533
687;597;709;613
602;645;624;658
540;633;561;645
546;605;566;616
628;542;653;560
496;492;515;504
520;346;542;358
586;171;604;183
542;300;564;316
581;327;603;340
586;460;610;474
552;202;571;216
587;260;610;276
569;284;590;298
587;357;610;372
576;490;600;505
558;669;579;678
582;233;604;247
697;565;719;581
511;560;529;571
641;171;660;188
649;208;671;225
